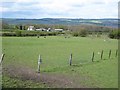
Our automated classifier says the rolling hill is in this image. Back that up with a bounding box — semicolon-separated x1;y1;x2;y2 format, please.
1;18;118;28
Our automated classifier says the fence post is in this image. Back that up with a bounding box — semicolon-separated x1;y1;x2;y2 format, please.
101;50;103;60
69;53;72;66
109;50;111;59
0;54;5;64
37;35;39;38
38;54;42;73
115;49;118;57
92;52;94;62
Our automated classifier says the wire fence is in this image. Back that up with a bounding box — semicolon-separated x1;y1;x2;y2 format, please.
36;49;118;72
71;49;118;65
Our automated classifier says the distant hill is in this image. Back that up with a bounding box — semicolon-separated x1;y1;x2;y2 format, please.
1;18;118;28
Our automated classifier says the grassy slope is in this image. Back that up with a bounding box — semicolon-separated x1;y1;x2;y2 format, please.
2;36;118;88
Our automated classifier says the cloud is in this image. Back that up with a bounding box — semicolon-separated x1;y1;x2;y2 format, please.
1;0;119;18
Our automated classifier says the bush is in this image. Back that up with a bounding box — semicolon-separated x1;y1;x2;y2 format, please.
15;31;22;37
72;29;88;37
72;32;79;37
79;29;87;37
108;30;120;39
2;32;16;36
2;30;64;37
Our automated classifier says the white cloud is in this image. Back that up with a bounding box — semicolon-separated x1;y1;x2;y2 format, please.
1;0;119;18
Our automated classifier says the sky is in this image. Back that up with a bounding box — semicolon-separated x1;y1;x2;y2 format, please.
0;0;119;19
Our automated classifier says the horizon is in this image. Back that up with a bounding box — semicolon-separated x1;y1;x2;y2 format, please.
0;17;119;19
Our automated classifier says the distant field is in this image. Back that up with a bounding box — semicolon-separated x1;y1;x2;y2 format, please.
2;36;118;88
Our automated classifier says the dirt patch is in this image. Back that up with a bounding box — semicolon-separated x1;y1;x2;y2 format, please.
3;65;82;88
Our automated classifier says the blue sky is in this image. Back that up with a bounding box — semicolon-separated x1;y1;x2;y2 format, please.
0;0;119;19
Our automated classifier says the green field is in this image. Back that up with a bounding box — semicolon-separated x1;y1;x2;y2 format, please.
2;36;118;88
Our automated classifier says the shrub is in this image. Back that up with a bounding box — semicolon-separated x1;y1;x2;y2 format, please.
2;30;64;37
108;30;120;39
79;29;87;37
2;32;16;36
72;29;88;37
15;31;22;37
72;32;79;37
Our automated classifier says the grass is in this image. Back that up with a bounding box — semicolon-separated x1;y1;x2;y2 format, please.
2;36;118;88
2;76;48;88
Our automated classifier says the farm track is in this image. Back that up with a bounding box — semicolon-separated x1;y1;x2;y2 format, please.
3;65;84;88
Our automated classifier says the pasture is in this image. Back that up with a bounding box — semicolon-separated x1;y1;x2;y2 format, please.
2;36;118;88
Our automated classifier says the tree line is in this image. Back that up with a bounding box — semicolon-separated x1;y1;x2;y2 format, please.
1;22;119;39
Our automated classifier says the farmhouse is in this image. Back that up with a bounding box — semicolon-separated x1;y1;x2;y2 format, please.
27;26;63;32
27;26;35;31
36;28;46;31
47;28;51;32
54;29;63;32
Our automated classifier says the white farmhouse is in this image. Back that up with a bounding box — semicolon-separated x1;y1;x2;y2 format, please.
47;28;51;32
36;28;46;31
36;28;43;31
27;26;35;31
54;29;63;32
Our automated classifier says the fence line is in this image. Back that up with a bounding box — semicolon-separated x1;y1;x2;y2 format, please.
36;49;117;69
69;49;117;66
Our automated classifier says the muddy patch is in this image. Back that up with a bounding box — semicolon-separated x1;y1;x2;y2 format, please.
3;65;82;88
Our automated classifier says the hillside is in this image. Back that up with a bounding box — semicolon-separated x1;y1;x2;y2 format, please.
1;18;118;28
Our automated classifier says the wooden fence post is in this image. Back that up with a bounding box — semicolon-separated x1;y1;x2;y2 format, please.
0;54;5;64
115;49;118;57
92;52;94;62
38;54;42;73
37;35;39;38
101;50;103;60
69;53;72;66
109;50;111;59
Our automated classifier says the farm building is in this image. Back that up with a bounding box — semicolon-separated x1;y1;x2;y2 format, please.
27;26;35;31
35;29;42;31
36;28;46;31
27;26;63;32
54;29;63;32
36;28;52;32
47;28;51;32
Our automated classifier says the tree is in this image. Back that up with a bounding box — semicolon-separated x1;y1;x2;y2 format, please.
16;31;22;36
2;21;10;29
79;29;87;37
108;30;120;39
